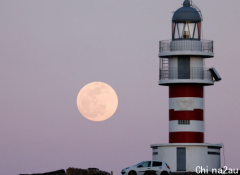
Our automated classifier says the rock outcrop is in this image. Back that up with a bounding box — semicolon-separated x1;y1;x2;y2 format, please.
19;169;66;175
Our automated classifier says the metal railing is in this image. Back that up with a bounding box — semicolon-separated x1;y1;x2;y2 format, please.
159;39;213;53
159;67;213;81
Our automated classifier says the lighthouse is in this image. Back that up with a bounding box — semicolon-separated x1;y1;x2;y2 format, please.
151;0;222;172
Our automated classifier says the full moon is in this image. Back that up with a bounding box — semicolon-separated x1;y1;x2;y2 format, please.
77;82;118;121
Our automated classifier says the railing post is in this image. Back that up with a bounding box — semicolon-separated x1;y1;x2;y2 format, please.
212;41;214;52
159;69;160;80
159;41;161;52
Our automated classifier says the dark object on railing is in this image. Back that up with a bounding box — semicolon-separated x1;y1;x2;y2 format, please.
159;39;213;53
159;67;213;81
209;67;222;82
19;169;66;175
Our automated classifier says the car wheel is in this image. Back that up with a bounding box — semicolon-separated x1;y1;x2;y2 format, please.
160;171;169;175
128;170;137;175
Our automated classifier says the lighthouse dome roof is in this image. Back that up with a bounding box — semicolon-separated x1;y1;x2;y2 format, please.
172;2;201;22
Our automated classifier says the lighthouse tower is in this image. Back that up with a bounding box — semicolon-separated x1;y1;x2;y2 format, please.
151;0;222;172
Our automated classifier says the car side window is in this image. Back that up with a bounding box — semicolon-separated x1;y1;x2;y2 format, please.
152;161;162;167
138;161;151;168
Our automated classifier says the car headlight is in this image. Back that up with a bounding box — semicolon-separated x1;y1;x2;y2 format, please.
122;167;130;171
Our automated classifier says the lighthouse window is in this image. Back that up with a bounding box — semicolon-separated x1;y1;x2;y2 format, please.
178;23;184;38
172;22;200;40
208;152;220;155
193;24;199;39
188;23;195;38
174;24;180;39
178;120;190;125
208;146;220;150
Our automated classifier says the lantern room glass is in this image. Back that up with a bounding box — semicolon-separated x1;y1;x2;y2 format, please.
172;22;201;40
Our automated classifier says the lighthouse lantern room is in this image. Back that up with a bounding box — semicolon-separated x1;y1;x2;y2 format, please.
151;0;222;172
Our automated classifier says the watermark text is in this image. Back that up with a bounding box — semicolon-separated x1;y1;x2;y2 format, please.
196;166;238;174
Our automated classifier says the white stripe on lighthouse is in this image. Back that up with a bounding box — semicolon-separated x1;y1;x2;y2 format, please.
169;120;204;132
169;97;204;110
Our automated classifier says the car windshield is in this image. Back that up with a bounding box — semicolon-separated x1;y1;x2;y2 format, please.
134;161;145;166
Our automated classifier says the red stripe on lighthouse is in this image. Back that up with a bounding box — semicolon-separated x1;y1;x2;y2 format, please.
169;109;204;121
169;84;203;98
169;132;204;143
168;84;204;143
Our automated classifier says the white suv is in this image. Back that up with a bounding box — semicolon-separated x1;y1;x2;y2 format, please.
121;160;171;175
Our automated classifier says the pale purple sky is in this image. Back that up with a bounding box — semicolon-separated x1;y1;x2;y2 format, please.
0;0;240;174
